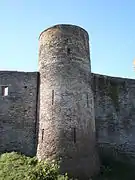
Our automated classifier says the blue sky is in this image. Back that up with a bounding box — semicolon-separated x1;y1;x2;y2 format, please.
0;0;135;78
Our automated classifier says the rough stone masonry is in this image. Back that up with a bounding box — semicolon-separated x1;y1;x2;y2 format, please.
37;24;100;179
1;24;135;179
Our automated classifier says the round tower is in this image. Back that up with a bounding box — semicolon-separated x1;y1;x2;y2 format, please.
37;24;100;179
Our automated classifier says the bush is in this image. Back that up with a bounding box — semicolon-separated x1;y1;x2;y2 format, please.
0;152;69;180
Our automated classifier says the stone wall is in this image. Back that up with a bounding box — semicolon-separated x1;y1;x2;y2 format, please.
0;71;38;156
37;24;100;179
92;73;135;164
1;23;135;178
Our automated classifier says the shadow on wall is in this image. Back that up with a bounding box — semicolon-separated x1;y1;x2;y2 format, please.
34;72;40;156
94;145;135;180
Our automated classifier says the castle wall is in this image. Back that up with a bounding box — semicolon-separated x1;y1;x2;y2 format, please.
92;73;135;164
0;71;38;156
2;22;135;177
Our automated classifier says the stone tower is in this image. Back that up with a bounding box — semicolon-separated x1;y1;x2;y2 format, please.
37;24;100;179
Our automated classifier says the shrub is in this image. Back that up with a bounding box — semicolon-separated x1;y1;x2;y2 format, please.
0;152;69;180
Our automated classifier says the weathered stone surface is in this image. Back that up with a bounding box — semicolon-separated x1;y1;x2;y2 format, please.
0;71;38;156
1;24;135;179
92;73;135;164
37;24;100;179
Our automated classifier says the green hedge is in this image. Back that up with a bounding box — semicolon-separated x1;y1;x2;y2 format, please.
0;152;69;180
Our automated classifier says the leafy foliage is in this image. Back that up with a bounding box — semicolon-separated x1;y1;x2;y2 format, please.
0;152;69;180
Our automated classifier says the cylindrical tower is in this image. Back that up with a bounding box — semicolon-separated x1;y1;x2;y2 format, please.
37;24;100;179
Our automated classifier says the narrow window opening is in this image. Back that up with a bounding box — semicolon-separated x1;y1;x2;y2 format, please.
1;86;8;96
65;38;68;43
41;129;44;142
52;90;54;105
87;93;89;107
73;128;76;143
67;48;70;55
